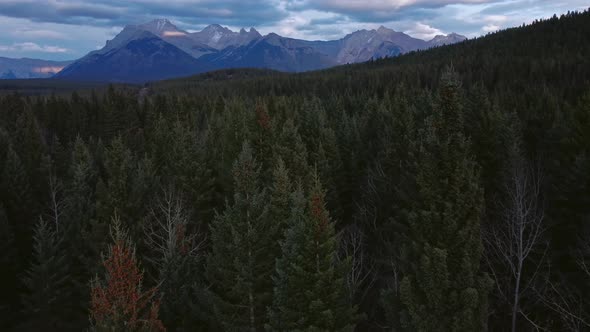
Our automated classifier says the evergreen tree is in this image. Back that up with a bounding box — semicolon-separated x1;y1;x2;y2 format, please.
13;108;48;212
20;217;71;331
398;69;492;331
550;91;590;261
273;119;311;186
252;101;275;175
95;136;135;229
65;136;99;327
206;141;275;331
158;118;216;227
94;136;154;248
268;173;358;331
0;204;19;330
68;136;97;241
0;146;34;258
267;158;292;237
299;99;343;220
364;92;419;330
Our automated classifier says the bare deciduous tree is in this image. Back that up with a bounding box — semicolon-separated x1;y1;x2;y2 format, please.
339;225;377;303
144;189;205;269
536;275;589;331
578;237;590;279
47;173;65;232
484;150;548;332
538;236;590;331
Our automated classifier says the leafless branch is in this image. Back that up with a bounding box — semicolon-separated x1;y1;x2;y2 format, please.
536;278;590;331
483;147;547;332
47;173;65;232
338;225;377;303
144;189;206;270
519;309;547;331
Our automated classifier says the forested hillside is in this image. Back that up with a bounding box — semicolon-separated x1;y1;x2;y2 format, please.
1;10;589;331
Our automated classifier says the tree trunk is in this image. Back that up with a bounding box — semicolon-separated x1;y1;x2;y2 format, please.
512;260;523;332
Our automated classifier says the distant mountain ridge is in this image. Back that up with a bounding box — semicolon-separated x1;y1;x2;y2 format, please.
0;57;73;79
33;19;466;82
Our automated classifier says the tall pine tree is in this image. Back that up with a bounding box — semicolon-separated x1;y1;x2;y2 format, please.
206;141;276;331
0;204;19;330
20;217;72;331
398;69;492;331
65;136;99;328
268;173;358;331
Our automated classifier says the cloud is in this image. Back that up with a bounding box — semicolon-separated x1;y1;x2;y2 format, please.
33;66;67;73
0;42;69;53
0;0;288;28
405;22;445;39
286;0;500;22
162;31;187;37
11;29;68;39
482;24;500;32
297;0;489;11
0;0;125;24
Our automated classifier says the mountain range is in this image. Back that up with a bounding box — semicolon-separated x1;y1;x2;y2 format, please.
3;19;466;83
0;57;72;79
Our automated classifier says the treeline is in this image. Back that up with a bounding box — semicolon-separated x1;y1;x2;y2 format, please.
1;9;590;332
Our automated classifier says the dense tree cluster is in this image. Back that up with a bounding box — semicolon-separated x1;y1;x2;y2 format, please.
1;9;590;331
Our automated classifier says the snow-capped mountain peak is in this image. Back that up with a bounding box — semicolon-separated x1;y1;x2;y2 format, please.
139;18;184;36
154;18;171;32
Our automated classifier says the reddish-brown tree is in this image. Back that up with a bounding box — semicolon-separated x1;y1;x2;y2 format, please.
90;215;165;332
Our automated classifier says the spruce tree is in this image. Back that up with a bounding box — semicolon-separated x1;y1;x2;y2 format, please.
370;91;419;330
94;136;135;233
0;204;19;330
267;158;292;237
65;136;98;327
253;101;276;175
550;91;590;267
161;118;215;227
206;141;275;331
268;173;358;331
0;146;34;258
20;217;71;331
399;69;492;332
94;137;154;248
273;119;311;186
13;108;47;212
67;137;96;227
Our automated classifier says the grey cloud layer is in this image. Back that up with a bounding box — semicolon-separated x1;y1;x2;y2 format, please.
0;0;287;27
0;0;585;29
0;1;125;24
286;0;497;22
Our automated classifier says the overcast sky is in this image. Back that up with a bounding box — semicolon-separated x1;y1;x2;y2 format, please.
0;0;587;60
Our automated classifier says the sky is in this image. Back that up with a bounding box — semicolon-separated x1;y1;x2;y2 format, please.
0;0;587;61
